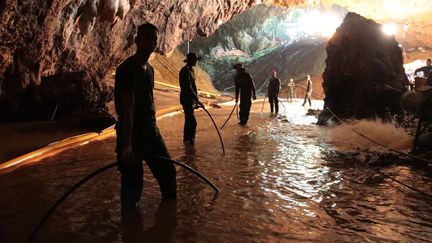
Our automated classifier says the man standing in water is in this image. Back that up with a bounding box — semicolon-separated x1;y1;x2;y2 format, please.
287;78;295;102
302;74;312;106
115;23;176;209
267;70;281;115
179;53;204;145
234;63;256;125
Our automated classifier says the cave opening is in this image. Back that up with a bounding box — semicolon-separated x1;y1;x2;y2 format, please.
1;1;432;242
177;4;346;97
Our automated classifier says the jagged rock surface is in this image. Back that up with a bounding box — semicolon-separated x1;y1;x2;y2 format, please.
0;0;259;121
1;0;431;122
318;12;408;125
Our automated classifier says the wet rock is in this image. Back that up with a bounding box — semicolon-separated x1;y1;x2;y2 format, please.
58;107;116;133
317;108;335;125
319;12;408;124
0;0;258;121
306;108;322;117
0;71;113;122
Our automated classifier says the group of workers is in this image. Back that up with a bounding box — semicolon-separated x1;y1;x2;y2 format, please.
265;71;313;114
114;23;315;209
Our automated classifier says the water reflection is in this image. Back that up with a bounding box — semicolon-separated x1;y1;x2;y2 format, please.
0;100;431;242
121;200;177;243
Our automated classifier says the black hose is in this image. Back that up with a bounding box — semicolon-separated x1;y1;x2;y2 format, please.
27;157;220;242
200;106;226;156
153;156;220;193
326;107;432;199
27;162;117;242
279;99;286;111
220;103;238;129
50;105;58;121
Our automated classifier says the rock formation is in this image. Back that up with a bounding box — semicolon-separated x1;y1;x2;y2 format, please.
318;12;408;125
1;0;431;122
0;0;259;122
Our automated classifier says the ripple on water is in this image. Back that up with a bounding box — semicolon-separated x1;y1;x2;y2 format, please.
0;101;431;242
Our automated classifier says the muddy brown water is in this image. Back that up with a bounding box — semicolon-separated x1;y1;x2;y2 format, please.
0;100;431;242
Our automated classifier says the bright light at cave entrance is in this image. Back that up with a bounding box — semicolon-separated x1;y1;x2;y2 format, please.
299;10;341;38
383;0;403;18
320;13;341;37
382;23;397;36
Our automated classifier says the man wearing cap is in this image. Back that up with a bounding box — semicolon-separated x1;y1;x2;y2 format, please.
179;52;204;145
233;63;256;125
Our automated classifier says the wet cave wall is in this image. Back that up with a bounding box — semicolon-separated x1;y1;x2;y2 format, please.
318;12;408;124
181;4;340;93
1;0;432;123
0;0;261;122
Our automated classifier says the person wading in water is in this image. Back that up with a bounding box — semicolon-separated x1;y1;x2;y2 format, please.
302;74;313;106
179;52;204;145
114;23;177;210
267;70;281;115
234;63;256;125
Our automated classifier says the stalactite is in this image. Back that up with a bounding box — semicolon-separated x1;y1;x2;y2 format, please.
77;0;99;34
117;0;130;20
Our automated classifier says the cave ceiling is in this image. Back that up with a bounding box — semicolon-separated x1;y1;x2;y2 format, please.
1;0;432;121
269;0;432;50
1;0;431;97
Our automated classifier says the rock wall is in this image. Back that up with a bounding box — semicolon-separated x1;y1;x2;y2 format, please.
0;0;260;121
318;12;408;124
2;0;430;122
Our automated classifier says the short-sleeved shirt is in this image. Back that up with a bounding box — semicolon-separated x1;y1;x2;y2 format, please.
235;71;256;100
114;56;158;149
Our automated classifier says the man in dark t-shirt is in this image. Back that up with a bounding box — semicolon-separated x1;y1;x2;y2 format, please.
234;63;256;125
267;70;281;114
114;23;176;209
179;52;204;145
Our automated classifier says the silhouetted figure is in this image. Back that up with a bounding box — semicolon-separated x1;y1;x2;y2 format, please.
114;23;176;209
179;53;204;145
267;70;281;114
414;59;432;78
234;63;256;125
287;78;295;102
302;75;312;106
427;71;432;87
